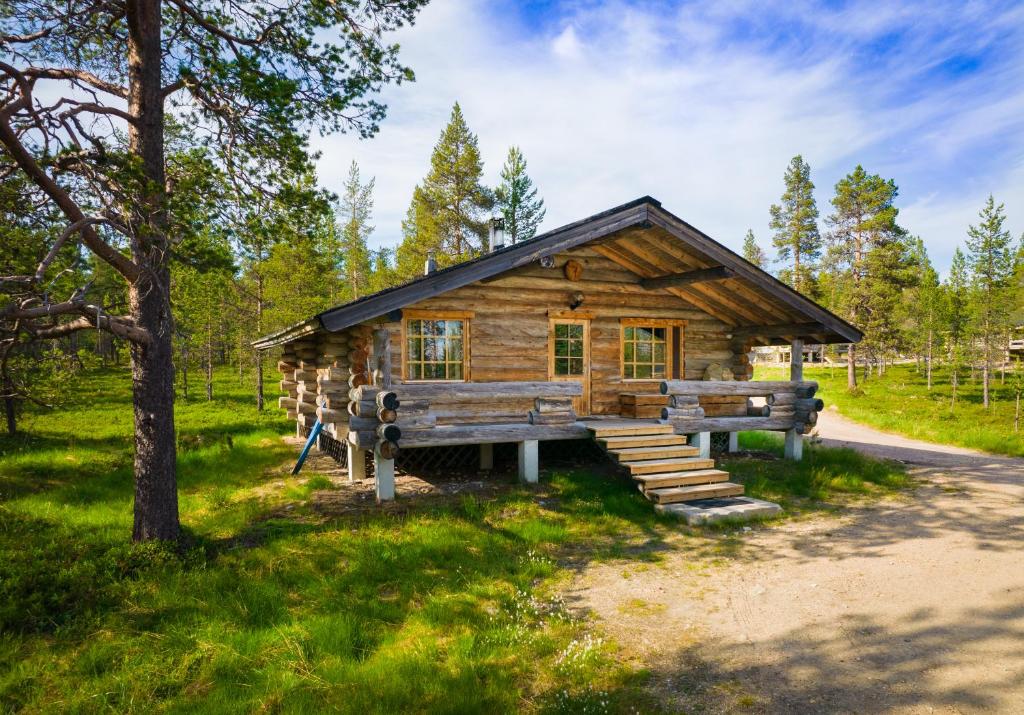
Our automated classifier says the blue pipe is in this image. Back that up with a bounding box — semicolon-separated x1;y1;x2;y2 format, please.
292;418;323;475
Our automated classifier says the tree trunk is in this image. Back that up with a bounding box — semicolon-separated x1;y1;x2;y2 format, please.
127;0;179;542
255;272;265;411
206;325;213;401
847;343;857;390
3;374;16;436
926;329;933;390
982;361;990;408
181;348;189;400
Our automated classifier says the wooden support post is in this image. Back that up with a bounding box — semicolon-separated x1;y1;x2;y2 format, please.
375;447;395;501
785;428;803;461
479;443;494;471
347;442;366;481
690;431;711;459
727;432;739;453
518;440;538;484
791;338;804;382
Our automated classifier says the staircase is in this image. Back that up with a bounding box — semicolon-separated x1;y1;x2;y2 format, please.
587;421;745;504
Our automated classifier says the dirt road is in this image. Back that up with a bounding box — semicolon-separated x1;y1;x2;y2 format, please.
568;410;1024;713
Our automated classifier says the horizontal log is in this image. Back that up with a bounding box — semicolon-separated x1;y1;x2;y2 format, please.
293;369;317;382
664;416;798;432
669;395;700;408
639;265;734;290
395;399;430;416
295;402;316;415
279;380;297;391
350;386;380;402
377;423;401;442
393;381;582;401
619;394;670;406
394;414;437;431
765;393;795;406
375;391;400;410
348;372;369;389
377;407;397;424
535;397;575;413
315;407;346;424
795;397;825;412
661;406;705;420
278;396;297;409
277;361;298;373
376;439;400;460
347;429;376;449
285;409;297;420
660;380;818;397
399;422;590;448
528;410;576;425
747;404;771;417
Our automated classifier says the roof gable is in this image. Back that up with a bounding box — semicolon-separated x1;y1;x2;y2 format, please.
252;197;862;349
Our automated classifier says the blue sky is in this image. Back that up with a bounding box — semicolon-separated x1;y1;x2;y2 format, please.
312;0;1024;274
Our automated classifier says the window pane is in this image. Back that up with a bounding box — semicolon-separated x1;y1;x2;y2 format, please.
623;342;634;362
653;343;666;364
555;357;569;375
624;364;635;379
409;363;422;380
450;337;463;361
555;339;568;357
446;320;463;337
653;327;666;341
569;358;584;375
569;339;583;358
409;336;422;361
624;327;634;341
636;327;652;341
568;324;583;339
555;323;567;339
652;364;666;378
448;362;463;379
636;363;652;379
637;342;652;362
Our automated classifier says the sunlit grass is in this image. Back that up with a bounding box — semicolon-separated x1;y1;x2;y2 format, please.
0;364;908;713
756;362;1024;457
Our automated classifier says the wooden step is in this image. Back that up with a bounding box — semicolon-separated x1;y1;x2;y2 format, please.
625;457;716;475
635;469;731;490
588;423;675;438
609;445;700;462
647;482;745;504
598;434;689;449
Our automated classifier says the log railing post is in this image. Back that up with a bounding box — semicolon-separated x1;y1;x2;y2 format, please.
375;442;395;501
791;339;804;382
479;443;494;470
346;442;365;481
691;431;711;459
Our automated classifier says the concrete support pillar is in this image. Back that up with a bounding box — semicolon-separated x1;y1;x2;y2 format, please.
727;432;739;453
479;443;494;471
374;448;395;501
690;431;711;459
346;442;366;482
785;428;804;461
518;440;539;484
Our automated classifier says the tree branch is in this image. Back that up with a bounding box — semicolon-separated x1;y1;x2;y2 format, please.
22;67;128;99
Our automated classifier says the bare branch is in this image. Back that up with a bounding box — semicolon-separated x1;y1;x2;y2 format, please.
22;67;128;99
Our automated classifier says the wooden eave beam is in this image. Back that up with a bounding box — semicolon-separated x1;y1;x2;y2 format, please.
639;266;734;290
728;322;828;339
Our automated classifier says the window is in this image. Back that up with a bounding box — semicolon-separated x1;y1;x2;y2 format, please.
403;311;472;381
621;319;684;380
553;322;585;376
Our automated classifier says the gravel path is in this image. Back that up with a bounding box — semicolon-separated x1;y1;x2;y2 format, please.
568;410;1024;713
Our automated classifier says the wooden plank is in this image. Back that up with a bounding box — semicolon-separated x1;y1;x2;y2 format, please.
647;482;744;504
587;422;675;437
664;416;797;432
608;445;700;461
635;469;730;489
626;457;717;475
598;434;689;448
389;381;582;401
639;266;734;290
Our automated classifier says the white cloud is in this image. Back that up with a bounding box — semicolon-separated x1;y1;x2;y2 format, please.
310;0;1024;271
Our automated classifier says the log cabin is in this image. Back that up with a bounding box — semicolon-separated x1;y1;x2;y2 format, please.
254;196;861;510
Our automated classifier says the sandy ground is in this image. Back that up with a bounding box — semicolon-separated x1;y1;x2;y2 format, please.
567;410;1024;714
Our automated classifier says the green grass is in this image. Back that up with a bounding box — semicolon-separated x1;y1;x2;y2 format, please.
756;362;1024;458
0;366;907;713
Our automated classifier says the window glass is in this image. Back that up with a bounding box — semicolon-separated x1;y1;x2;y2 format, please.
623;324;669;379
406;318;466;380
552;322;585;376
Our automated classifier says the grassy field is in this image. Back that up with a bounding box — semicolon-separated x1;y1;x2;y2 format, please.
0;366;906;713
757;362;1024;457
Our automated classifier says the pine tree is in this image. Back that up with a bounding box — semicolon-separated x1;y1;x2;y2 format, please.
965;195;1015;408
495;146;546;242
338;161;375;299
395;103;493;279
741;229;766;267
825;165;903;389
903;238;945;389
945;247;971;405
769;155;821;294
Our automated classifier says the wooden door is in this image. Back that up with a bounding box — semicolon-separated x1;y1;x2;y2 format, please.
548;318;591;416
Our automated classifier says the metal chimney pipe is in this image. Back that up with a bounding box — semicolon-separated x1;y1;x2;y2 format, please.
424;250;437;275
489;216;506;252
